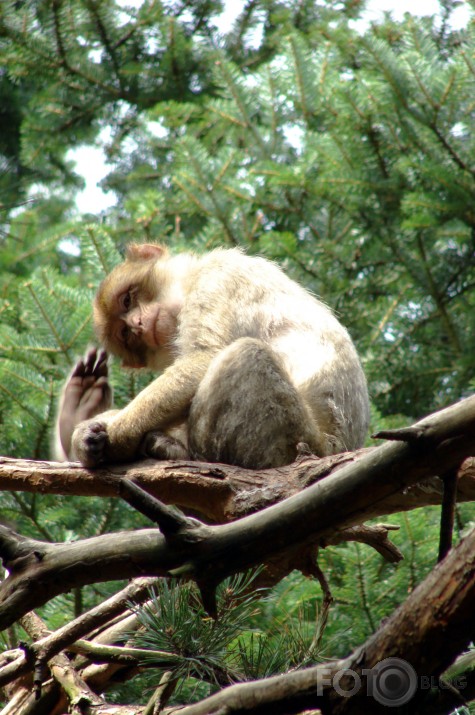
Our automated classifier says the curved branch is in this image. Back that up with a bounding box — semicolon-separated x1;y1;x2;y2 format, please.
1;394;475;632
168;527;475;715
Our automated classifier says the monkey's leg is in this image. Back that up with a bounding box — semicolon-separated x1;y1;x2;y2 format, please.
140;426;189;461
188;337;318;469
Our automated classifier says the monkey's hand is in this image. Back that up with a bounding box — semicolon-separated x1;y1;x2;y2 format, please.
58;348;112;459
71;420;111;468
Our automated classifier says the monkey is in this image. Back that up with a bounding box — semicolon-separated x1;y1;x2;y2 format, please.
59;243;369;469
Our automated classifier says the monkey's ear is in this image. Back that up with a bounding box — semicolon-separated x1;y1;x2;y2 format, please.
125;243;167;262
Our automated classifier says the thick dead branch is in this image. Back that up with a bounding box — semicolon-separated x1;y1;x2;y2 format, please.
1;395;475;634
0;452;474;522
2;397;475;525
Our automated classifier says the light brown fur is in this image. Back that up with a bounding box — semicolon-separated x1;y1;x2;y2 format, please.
64;244;369;469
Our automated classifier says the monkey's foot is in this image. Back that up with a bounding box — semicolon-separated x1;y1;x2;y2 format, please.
140;431;189;461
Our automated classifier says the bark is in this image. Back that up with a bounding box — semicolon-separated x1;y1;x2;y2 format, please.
0;451;474;525
1;396;475;714
0;395;475;631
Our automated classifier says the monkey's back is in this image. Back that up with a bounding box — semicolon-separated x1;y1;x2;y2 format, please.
175;248;370;452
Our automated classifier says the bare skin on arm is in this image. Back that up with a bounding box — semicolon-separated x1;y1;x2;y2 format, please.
57;243;370;469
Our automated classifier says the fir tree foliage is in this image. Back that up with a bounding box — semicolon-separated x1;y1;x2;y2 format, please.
128;571;327;706
0;224;157;460
0;1;475;709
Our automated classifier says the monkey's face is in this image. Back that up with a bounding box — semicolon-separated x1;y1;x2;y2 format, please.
93;255;179;369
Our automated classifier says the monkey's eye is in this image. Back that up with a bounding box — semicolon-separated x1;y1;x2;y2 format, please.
119;289;133;313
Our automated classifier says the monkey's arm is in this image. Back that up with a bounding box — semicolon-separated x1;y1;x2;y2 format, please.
71;351;211;467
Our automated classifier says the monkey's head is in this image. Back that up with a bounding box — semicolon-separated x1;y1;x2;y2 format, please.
93;243;180;369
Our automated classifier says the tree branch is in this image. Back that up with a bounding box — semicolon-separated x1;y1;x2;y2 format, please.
168;527;475;715
0;449;474;526
1;395;475;633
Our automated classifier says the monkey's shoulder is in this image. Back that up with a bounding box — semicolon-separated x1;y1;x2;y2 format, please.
173;249;351;355
182;249;311;304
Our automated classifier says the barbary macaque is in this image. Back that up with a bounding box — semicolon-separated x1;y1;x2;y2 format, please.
57;244;370;469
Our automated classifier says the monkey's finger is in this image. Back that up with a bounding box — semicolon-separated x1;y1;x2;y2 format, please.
60;376;93;413
93;349;109;378
84;348;99;375
70;349;97;378
70;359;87;378
80;376;97;391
